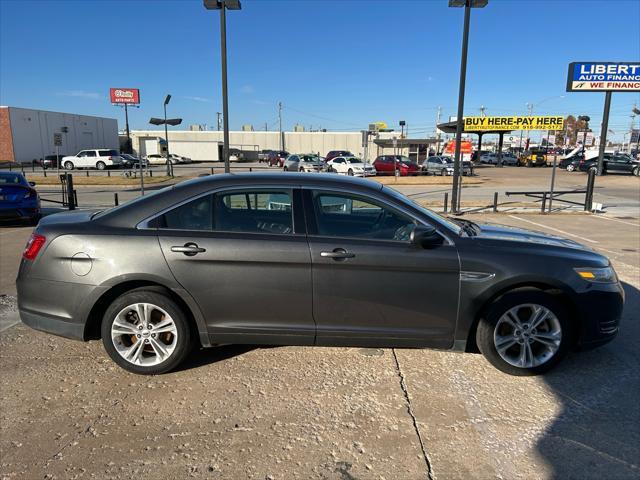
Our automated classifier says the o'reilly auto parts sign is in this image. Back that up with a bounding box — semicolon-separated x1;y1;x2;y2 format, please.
567;62;640;92
109;88;140;104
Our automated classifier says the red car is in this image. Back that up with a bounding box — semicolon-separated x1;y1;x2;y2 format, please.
372;155;419;176
267;151;289;167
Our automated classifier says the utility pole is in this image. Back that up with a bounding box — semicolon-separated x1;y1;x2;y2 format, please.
435;106;442;154
278;101;283;151
525;102;533;147
217;112;222;131
264;122;268;132
629;104;637;154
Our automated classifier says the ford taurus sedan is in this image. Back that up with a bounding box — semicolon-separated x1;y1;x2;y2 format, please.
17;174;623;375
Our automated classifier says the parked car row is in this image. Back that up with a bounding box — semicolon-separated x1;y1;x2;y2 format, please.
560;153;639;176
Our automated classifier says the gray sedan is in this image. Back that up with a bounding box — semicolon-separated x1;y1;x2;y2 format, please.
422;156;473;176
18;173;622;375
283;154;327;172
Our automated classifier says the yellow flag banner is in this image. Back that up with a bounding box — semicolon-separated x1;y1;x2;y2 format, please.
463;116;565;131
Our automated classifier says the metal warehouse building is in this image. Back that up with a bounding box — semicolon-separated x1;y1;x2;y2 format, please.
0;106;119;163
130;129;436;162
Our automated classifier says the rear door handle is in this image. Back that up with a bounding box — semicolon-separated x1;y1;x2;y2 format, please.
171;242;206;256
320;248;355;260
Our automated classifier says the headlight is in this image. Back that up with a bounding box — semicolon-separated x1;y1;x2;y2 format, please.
574;266;618;283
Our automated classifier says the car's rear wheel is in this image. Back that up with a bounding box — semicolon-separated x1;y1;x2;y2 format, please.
348;169;354;176
96;161;106;170
566;164;575;172
476;291;572;376
632;167;639;176
64;161;74;170
589;166;598;175
101;289;193;375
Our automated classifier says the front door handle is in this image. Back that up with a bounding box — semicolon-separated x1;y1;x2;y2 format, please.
320;248;355;260
171;242;206;256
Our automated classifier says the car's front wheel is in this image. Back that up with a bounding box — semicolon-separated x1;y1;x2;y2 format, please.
101;289;194;375
476;291;572;376
632;167;639;176
566;164;575;172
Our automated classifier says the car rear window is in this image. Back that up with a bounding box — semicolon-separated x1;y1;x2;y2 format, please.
0;173;24;185
99;150;119;156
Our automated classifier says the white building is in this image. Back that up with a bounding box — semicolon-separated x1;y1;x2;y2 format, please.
0;106;118;163
129;129;431;162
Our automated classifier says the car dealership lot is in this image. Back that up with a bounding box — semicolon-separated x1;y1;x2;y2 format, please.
0;210;638;479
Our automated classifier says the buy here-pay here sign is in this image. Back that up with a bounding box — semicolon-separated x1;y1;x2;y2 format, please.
463;116;564;132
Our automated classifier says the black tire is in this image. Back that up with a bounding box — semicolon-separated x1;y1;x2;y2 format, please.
64;161;74;170
96;161;106;170
633;167;639;177
589;166;598;175
348;168;354;176
566;164;575;172
283;166;288;171
476;291;573;376
441;168;447;176
101;289;194;375
299;167;305;172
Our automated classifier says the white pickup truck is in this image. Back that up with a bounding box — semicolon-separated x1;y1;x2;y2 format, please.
61;149;124;170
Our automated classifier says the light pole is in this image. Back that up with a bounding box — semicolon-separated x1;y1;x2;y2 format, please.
204;0;242;174
149;96;182;178
163;95;172;176
449;0;488;213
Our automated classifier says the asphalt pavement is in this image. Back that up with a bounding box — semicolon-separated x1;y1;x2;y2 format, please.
0;211;638;479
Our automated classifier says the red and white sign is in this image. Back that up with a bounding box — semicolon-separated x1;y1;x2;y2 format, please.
110;88;140;104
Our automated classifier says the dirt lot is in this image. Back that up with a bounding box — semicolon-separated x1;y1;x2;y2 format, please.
0;210;638;480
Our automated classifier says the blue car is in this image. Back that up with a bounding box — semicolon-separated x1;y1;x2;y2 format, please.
0;172;41;225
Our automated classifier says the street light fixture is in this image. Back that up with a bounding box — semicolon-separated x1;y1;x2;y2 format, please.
204;0;242;174
449;0;488;213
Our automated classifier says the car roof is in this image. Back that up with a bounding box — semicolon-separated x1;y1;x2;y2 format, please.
96;173;384;228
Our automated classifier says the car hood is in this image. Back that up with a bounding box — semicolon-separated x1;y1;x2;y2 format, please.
475;223;590;250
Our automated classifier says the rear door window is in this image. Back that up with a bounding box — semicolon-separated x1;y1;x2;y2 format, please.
157;190;294;235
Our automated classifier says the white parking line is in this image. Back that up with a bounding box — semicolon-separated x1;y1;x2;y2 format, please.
507;215;599;244
591;215;639;227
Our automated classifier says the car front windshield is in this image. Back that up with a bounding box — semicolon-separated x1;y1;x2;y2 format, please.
382;186;462;234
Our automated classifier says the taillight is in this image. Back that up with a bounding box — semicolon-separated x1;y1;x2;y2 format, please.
24;188;36;199
23;234;46;261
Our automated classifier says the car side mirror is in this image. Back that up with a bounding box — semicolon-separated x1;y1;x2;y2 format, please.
410;225;443;249
29;181;36;187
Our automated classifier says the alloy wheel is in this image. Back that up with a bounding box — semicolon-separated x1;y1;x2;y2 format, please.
493;303;562;368
111;303;178;367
